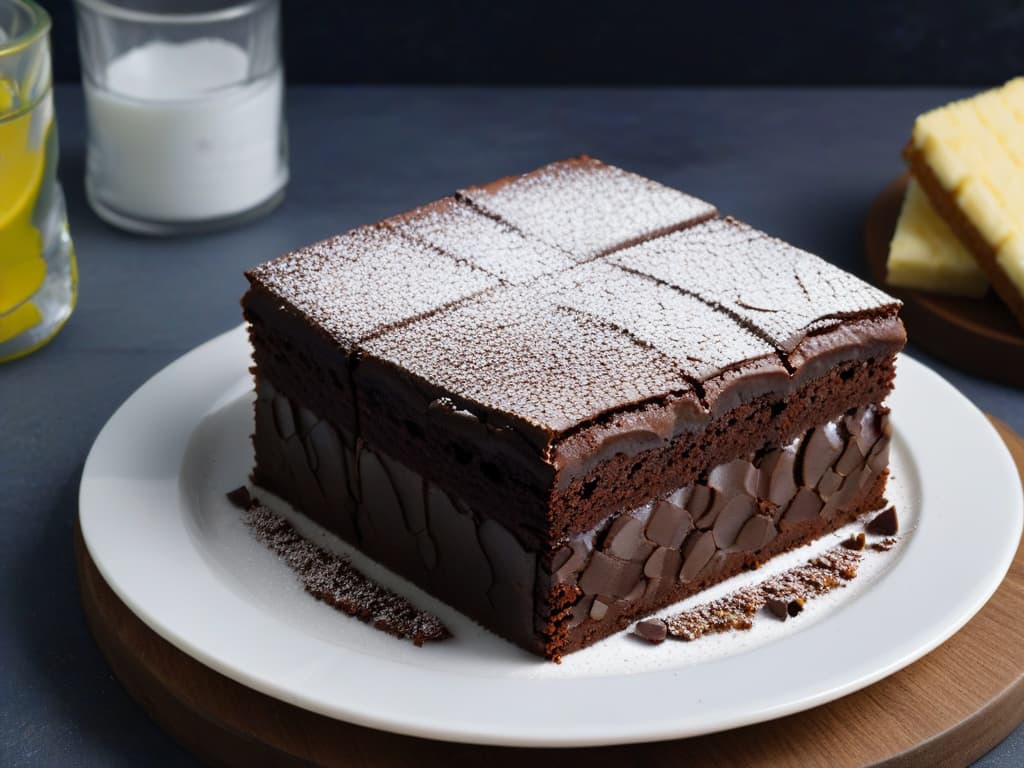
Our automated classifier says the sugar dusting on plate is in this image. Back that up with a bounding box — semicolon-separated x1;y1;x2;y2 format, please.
636;545;864;643
634;510;901;647
228;487;451;646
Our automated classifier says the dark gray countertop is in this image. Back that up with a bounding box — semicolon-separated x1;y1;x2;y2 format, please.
1;85;1021;766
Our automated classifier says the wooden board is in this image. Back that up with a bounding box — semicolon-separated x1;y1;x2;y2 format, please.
76;416;1024;768
865;173;1024;387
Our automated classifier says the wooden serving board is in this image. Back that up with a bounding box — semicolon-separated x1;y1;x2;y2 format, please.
76;416;1024;768
865;173;1024;387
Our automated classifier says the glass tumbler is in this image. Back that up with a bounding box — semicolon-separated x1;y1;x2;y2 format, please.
0;0;77;362
73;0;288;235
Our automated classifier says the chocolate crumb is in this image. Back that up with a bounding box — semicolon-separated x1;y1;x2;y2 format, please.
866;506;898;536
226;486;252;509
841;532;866;551
871;536;899;552
239;496;451;645
661;545;861;641
766;598;789;620
634;619;668;644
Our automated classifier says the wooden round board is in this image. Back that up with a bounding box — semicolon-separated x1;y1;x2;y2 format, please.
865;173;1024;387
76;416;1024;768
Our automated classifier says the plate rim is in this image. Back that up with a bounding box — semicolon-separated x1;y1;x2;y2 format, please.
79;323;1024;747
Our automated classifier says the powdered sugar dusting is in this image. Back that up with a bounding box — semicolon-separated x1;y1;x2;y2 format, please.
242;498;451;645
387;198;576;284
360;286;690;434
244;159;901;441
659;546;863;641
610;218;900;352
542;261;779;381
247;226;497;348
459;157;717;259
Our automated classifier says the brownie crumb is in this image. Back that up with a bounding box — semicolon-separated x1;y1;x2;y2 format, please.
240;497;451;645
866;506;898;536
841;532;866;551
766;598;790;620
766;596;806;621
661;546;861;642
871;536;899;552
634;618;668;644
226;486;252;510
787;596;805;617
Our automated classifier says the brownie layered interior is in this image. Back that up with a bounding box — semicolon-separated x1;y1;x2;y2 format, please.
253;373;891;657
242;157;905;659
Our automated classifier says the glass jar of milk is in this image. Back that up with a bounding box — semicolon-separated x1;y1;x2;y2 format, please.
74;0;288;235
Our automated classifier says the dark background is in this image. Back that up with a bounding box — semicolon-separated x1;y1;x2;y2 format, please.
39;0;1024;85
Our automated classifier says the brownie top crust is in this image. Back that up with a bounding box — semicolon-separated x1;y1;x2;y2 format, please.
384;197;576;284
541;260;777;381
245;156;903;467
609;217;901;354
458;156;718;259
359;286;707;440
247;224;498;347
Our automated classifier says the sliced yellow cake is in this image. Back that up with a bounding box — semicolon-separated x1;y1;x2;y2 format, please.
905;77;1024;327
886;179;988;297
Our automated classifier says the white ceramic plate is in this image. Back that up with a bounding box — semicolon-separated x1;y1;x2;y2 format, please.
80;325;1023;747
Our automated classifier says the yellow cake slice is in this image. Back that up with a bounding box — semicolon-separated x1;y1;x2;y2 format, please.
886;179;988;297
905;77;1024;327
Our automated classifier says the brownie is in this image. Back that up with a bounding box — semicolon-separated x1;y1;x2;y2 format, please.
242;156;904;659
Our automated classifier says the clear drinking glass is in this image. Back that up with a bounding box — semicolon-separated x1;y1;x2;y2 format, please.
73;0;288;235
0;0;77;362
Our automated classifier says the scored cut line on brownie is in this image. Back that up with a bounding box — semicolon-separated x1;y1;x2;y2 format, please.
540;260;779;386
609;217;901;357
458;156;718;260
246;225;499;349
384;197;578;285
358;285;701;443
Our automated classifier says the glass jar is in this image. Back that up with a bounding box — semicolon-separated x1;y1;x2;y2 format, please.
0;0;77;362
74;0;288;235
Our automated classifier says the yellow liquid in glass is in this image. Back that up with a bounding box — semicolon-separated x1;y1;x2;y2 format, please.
0;80;47;343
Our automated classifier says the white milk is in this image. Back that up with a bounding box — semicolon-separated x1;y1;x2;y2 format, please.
84;38;286;224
